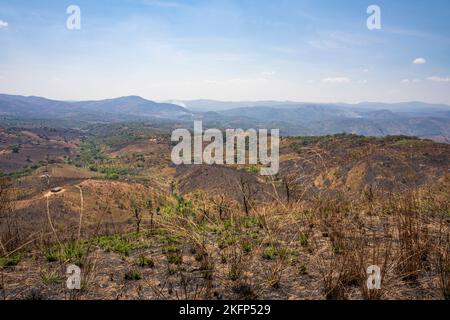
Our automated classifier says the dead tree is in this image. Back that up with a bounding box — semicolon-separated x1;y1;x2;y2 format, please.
237;176;252;216
212;194;230;220
130;198;143;234
145;197;154;229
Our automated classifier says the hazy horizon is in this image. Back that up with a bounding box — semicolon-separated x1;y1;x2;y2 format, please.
2;91;450;108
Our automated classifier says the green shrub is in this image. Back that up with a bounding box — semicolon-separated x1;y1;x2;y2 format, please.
299;234;309;246
299;263;307;275
45;242;85;265
45;248;59;262
94;233;150;257
242;242;253;253
262;246;277;260
167;252;183;265
124;270;141;281
40;270;62;286
136;254;154;268
228;264;242;281
0;254;22;267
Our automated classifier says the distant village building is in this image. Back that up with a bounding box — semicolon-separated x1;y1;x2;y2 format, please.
51;187;63;193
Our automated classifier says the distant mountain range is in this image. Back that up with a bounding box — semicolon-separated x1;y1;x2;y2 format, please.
1;94;449;142
0;94;190;122
179;100;450;142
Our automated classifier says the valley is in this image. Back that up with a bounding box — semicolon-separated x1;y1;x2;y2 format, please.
0;117;449;300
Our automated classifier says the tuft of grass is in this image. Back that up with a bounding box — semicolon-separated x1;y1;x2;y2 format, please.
262;246;277;260
0;254;22;267
227;247;244;281
200;259;215;280
299;234;309;247
267;264;284;289
220;255;228;264
45;242;85;265
40;270;63;286
45;248;59;262
162;245;183;265
217;233;237;249
156;232;181;245
167;252;183;265
161;244;179;254
228;264;242;281
299;263;308;275
135;254;154;268
241;242;253;254
124;269;142;281
94;233;151;257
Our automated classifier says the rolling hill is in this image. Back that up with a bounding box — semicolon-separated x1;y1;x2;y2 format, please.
1;94;450;141
0;94;191;122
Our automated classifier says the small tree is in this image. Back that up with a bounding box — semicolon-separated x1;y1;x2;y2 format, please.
145;197;154;229
237;176;253;216
212;193;231;220
130;197;143;234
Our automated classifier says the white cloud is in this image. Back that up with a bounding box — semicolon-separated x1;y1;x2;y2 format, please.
261;71;276;76
168;100;187;108
321;77;351;84
401;78;422;84
428;76;450;82
413;58;426;65
0;20;8;28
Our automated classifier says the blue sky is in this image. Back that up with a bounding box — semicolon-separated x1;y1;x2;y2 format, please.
0;0;449;103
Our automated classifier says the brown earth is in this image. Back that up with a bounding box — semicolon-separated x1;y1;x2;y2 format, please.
0;128;80;173
1;133;449;300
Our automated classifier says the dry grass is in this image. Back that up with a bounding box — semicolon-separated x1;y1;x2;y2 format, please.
1;172;449;300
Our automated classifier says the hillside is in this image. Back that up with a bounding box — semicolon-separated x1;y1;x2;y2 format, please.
0;113;450;299
0;94;190;122
0;123;449;301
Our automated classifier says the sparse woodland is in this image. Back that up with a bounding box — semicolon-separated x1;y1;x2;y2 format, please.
0;132;449;300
